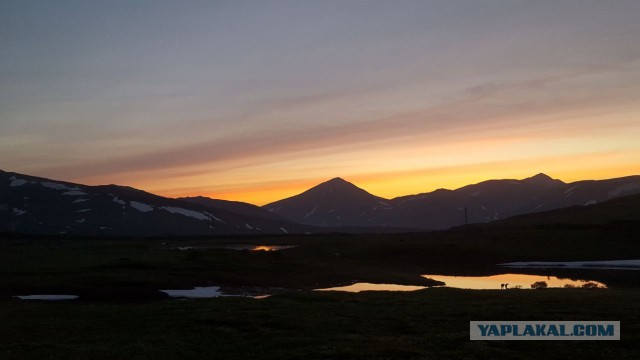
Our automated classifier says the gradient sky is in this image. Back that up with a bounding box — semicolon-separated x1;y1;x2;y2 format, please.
2;1;640;205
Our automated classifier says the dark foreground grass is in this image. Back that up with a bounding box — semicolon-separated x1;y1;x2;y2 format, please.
1;288;639;360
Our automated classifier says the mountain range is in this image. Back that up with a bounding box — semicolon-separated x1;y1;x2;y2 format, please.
2;169;640;236
264;173;640;229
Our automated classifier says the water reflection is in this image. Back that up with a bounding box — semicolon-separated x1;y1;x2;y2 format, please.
160;286;271;299
15;295;79;300
175;245;296;251
422;274;606;289
316;283;426;292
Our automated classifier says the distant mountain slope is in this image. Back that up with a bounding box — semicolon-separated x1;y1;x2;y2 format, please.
263;177;393;227
263;173;640;230
179;196;285;221
0;170;312;236
491;192;640;227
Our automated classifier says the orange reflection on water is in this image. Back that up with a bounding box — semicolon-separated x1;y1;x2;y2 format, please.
316;283;426;292
251;245;295;252
422;274;606;289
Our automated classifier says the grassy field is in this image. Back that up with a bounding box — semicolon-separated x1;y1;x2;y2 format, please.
1;288;639;359
1;221;639;359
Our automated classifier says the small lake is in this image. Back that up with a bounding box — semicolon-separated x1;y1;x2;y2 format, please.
175;245;296;252
499;259;640;271
15;295;79;301
422;273;606;289
315;283;427;292
160;286;271;299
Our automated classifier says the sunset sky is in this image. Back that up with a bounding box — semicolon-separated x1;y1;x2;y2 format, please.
2;1;639;205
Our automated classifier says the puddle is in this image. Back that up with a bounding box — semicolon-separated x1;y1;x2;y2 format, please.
174;245;296;252
499;260;640;271
160;286;271;299
422;274;606;289
315;283;426;292
15;295;79;301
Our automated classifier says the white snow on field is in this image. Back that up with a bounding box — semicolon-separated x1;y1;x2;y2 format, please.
500;260;640;270
12;208;27;216
112;196;126;206
160;206;208;221
280;227;288;234
76;209;91;212
268;206;281;213
130;201;153;212
9;178;28;187
584;199;598;206
16;295;78;301
76;218;85;223
470;190;482;197
73;199;89;203
245;223;254;229
62;191;88;196
160;286;222;298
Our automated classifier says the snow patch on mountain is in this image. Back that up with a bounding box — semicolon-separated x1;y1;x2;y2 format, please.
73;199;89;203
9;178;28;187
160;206;208;221
204;212;225;223
608;183;640;198
13;208;27;216
130;201;153;213
41;182;81;191
63;191;88;196
305;205;319;218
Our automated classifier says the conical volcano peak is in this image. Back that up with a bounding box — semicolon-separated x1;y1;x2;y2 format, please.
523;173;564;187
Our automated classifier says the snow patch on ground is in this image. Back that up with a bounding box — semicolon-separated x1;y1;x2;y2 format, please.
9;178;28;187
584;199;598;206
268;206;281;213
112;196;126;206
76;209;91;212
73;198;89;203
130;201;153;212
76;218;85;223
160;206;208;221
280;227;288;234
245;223;254;230
470;190;482;197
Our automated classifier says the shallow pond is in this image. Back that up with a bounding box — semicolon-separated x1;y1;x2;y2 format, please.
15;295;79;301
160;286;271;299
422;273;606;289
175;245;296;252
499;259;640;271
315;283;427;292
